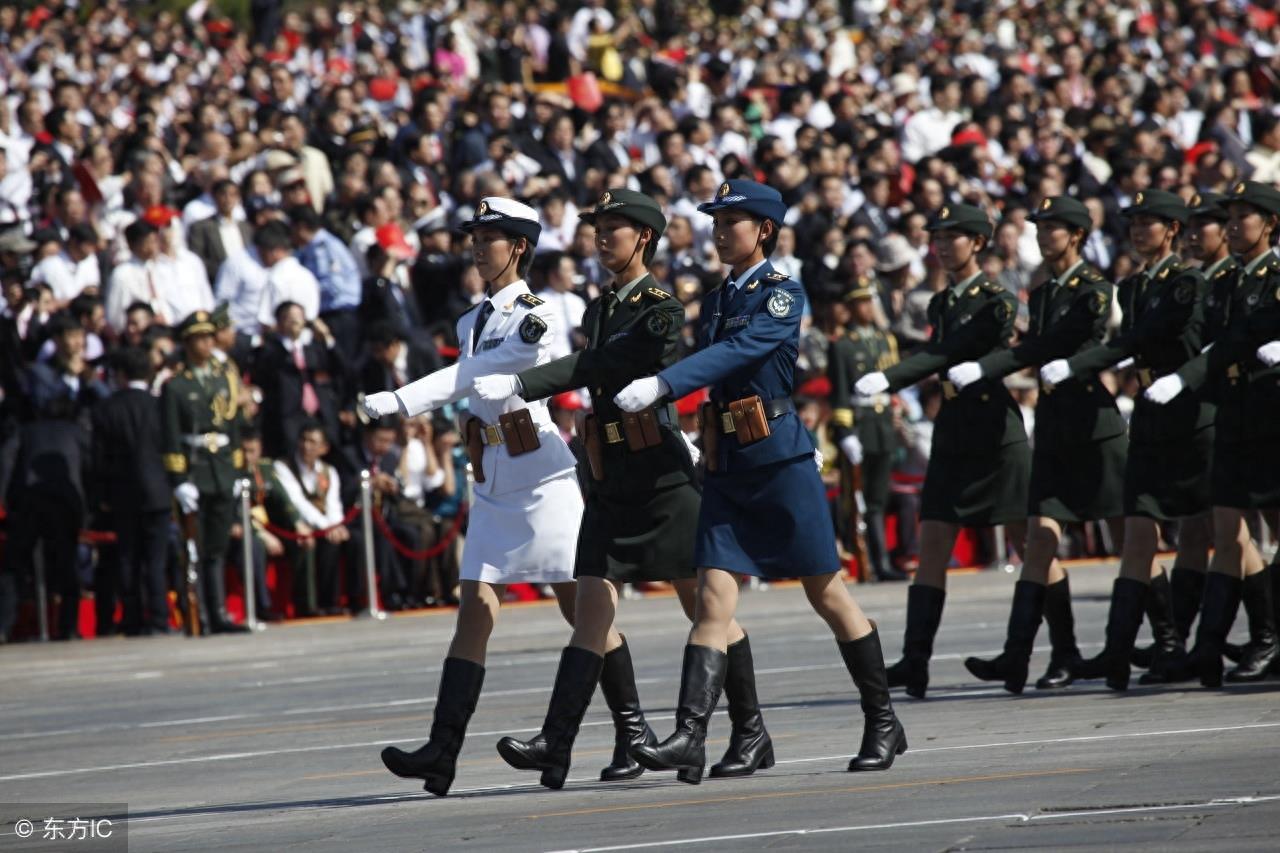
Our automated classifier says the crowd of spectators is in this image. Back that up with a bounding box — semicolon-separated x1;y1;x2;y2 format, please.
1;0;1278;639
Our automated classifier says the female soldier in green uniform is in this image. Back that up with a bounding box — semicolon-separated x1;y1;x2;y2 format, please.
855;203;1029;697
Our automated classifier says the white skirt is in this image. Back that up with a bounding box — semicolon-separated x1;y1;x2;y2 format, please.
461;472;583;585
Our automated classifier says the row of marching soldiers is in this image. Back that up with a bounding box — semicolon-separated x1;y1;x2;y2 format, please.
839;181;1280;697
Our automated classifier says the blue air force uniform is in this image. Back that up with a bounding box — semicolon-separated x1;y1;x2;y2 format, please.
658;180;840;579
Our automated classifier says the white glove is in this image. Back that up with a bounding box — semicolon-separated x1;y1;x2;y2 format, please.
1257;341;1280;367
362;391;404;419
614;376;668;412
814;449;824;471
947;361;983;390
854;372;889;396
681;431;701;466
474;374;521;401
1114;357;1134;370
1039;359;1071;387
1144;374;1185;405
174;482;200;514
840;434;864;465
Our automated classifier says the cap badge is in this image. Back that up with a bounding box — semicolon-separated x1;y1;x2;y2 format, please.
1134;192;1144;205
1190;194;1201;207
939;206;950;219
599;191;611;206
477;201;489;216
1234;182;1246;195
1040;198;1053;211
718;182;731;198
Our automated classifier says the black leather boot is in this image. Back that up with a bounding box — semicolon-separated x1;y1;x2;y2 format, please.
381;657;485;796
710;635;774;777
1190;571;1242;688
964;580;1045;694
1035;576;1081;690
1140;568;1206;685
1079;578;1148;691
840;627;908;771
1144;570;1184;672
597;638;656;781
630;645;726;785
886;585;944;698
1226;567;1277;682
866;513;908;581
496;646;603;789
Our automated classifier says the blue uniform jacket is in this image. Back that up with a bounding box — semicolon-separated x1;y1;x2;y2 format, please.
660;259;814;472
297;229;362;313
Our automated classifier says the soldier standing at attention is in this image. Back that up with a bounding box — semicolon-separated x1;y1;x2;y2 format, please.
615;179;905;784
828;278;908;583
1145;180;1280;686
362;198;583;796
950;196;1128;693
476;189;766;790
855;204;1029;696
1037;190;1213;690
161;309;250;634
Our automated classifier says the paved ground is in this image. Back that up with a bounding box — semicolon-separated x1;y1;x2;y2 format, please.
2;561;1279;852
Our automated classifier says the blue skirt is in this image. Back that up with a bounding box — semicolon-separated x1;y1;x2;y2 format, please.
695;456;841;578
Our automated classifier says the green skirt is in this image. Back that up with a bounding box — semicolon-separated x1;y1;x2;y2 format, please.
574;481;700;583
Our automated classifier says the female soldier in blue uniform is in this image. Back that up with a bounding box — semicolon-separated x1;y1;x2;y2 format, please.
615;179;905;784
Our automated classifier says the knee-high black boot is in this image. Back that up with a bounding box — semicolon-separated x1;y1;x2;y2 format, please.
597;638;656;781
1131;570;1182;669
710;634;774;777
1225;567;1277;682
964;580;1045;694
1189;571;1243;688
1141;568;1206;684
381;657;485;796
1035;576;1081;690
840;627;908;770
885;585;945;698
495;646;604;789
1075;578;1148;691
865;513;908;581
630;645;726;785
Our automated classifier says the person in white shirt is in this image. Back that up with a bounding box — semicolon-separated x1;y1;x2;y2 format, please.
273;421;349;616
105;220;167;333
901;76;965;163
152;211;215;323
256;223;321;330
536;251;587;359
30;224;102;306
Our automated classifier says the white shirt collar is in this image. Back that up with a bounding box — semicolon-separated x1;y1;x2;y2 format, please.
127;380;150;391
487;279;531;310
728;259;769;291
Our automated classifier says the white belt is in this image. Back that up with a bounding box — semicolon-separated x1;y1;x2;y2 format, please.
852;393;891;408
183;433;231;451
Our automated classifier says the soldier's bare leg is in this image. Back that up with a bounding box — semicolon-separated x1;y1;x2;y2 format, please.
1211;507;1251;579
885;520;957;696
800;572;873;642
1175;512;1213;572
447;581;506;663
673;577;744;643
566;577;625;656
688;567;740;651
1019;516;1061;584
1119;517;1160;582
914;521;960;589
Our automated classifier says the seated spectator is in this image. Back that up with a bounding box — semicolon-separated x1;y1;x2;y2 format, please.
273;421;349;617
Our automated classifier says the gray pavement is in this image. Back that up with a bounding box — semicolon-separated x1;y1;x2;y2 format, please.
2;561;1279;852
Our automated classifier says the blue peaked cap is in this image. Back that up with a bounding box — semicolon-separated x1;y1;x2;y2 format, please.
697;179;787;226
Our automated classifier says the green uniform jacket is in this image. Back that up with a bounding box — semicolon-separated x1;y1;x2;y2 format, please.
517;274;690;497
884;274;1025;455
161;359;246;496
1069;256;1214;443
979;262;1127;447
828;326;898;452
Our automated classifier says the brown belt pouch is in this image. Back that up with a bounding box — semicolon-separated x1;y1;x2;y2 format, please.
698;400;719;472
499;409;541;456
580;412;605;481
728;395;770;445
622;408;663;451
461;414;485;483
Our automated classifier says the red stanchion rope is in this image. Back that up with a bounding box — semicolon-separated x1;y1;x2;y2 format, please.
261;504;361;540
372;503;469;560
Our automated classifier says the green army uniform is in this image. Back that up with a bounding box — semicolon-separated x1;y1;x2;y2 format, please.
882;205;1030;526
162;310;247;628
978;196;1127;522
1067;190;1213;520
516;190;697;582
1177;182;1280;509
829;278;901;577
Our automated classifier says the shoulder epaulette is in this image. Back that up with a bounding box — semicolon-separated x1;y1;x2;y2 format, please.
765;271;789;282
516;293;544;308
980;279;1003;294
645;286;673;301
1080;265;1105;282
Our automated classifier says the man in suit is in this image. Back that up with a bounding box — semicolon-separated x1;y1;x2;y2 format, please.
537;113;588;194
359;321;438;396
335;418;408;610
188;180;252;285
584;102;633;174
92;347;174;636
253;301;347;459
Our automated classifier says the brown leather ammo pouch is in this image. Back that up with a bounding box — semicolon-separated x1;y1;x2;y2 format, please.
698;400;719;472
499;409;541;456
579;412;605;481
728;395;771;445
622;408;663;451
461;414;485;483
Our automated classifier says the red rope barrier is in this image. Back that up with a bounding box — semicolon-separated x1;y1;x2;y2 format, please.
261;504;362;540
372;503;468;560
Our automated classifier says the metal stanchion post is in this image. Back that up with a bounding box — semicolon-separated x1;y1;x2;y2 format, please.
994;524;1014;573
360;469;386;620
34;546;49;642
239;478;264;632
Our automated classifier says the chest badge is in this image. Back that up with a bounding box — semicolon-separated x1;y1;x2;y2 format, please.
766;288;794;319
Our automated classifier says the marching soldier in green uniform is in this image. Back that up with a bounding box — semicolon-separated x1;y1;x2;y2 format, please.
854;203;1030;697
954;195;1128;693
162;309;250;634
1145;180;1280;686
475;189;764;789
1036;190;1213;690
829;278;907;581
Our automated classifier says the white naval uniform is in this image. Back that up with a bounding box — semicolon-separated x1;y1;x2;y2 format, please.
393;279;582;585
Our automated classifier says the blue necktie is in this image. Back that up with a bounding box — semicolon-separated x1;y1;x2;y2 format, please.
472;299;494;353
